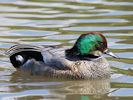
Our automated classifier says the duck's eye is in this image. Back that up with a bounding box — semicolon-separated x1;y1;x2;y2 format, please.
100;42;104;45
98;41;104;46
98;42;106;49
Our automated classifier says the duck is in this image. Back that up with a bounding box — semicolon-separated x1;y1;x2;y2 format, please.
6;32;119;79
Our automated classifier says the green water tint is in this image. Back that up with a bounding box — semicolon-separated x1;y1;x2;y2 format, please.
81;96;90;100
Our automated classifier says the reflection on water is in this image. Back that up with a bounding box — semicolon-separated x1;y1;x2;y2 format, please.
1;71;111;100
0;0;133;99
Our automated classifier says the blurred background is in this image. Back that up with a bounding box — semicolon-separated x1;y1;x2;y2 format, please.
0;0;132;100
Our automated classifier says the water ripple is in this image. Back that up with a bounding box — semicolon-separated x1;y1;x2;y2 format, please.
0;0;132;99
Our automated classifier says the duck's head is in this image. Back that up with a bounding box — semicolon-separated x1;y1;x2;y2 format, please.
66;32;119;59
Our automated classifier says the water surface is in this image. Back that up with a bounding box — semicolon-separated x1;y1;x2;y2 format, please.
0;0;133;100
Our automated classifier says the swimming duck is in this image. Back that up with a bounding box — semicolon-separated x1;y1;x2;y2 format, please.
6;32;118;79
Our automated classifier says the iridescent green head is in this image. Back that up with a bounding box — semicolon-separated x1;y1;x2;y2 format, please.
66;32;118;59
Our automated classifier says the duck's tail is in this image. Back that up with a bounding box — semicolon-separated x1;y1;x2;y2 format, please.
6;44;44;68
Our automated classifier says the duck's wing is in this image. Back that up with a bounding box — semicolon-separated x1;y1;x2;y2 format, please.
6;44;44;56
40;47;73;70
6;44;73;70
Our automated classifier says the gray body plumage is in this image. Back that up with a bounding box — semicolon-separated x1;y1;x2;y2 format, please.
6;44;110;79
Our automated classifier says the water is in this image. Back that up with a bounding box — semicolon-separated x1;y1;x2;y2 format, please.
0;0;133;99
